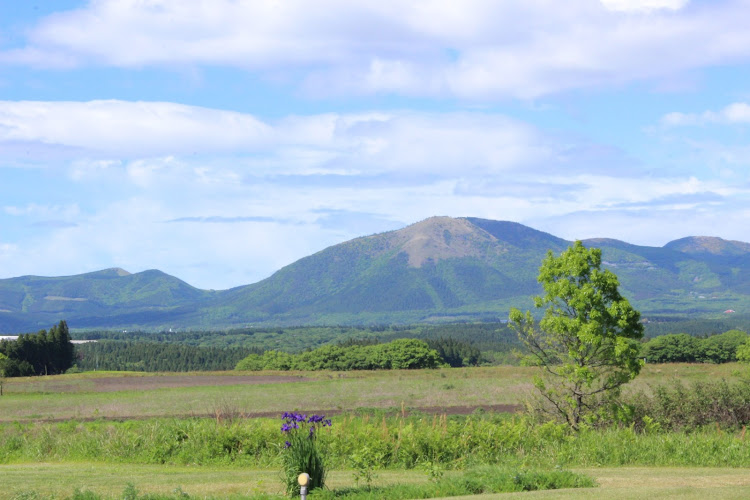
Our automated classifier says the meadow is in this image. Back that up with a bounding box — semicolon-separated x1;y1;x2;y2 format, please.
1;364;750;499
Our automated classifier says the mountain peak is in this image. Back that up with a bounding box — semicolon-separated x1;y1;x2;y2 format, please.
79;268;132;278
385;216;500;267
664;236;750;256
109;267;131;276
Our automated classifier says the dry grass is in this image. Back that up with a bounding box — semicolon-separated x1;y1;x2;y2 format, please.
0;364;746;422
0;367;534;421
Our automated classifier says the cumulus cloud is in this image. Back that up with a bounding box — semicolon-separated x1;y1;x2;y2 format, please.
0;100;574;178
3;0;750;98
0;100;271;157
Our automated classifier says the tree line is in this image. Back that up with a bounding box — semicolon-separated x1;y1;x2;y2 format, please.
642;329;750;363
71;323;519;357
75;341;261;372
0;320;75;377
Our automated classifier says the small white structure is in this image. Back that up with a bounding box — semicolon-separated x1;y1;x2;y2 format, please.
0;335;96;344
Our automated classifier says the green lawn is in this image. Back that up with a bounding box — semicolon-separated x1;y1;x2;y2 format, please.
465;467;750;499
2;463;750;499
0;463;427;498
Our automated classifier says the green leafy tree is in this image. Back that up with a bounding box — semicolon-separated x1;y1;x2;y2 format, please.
699;329;748;363
509;241;644;431
427;337;481;367
0;321;75;376
737;337;750;363
642;333;701;363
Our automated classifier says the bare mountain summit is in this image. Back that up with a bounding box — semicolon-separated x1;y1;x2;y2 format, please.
665;236;750;256
364;216;506;267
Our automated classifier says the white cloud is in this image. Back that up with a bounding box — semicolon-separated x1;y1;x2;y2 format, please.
600;0;689;12
0;100;557;177
3;0;750;98
0;243;18;257
0;100;271;157
4;203;80;219
661;102;750;126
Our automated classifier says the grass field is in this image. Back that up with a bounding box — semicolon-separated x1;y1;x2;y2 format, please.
1;363;747;422
2;364;750;499
0;367;531;421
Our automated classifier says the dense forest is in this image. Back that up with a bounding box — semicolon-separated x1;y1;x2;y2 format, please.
2;318;748;375
72;323;519;356
75;342;260;372
0;320;75;376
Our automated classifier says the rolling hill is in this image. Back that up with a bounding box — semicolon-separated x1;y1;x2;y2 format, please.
2;216;749;332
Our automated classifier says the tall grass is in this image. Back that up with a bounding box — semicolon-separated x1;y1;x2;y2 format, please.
1;413;749;469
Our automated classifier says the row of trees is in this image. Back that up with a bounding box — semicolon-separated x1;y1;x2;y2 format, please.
642;330;750;363
235;338;443;371
73;323;519;359
76;342;259;372
0;321;75;377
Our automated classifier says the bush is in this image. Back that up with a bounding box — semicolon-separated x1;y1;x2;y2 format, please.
626;378;750;430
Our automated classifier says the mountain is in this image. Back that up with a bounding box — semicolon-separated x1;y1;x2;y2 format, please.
2;217;750;332
214;217;569;324
0;268;212;332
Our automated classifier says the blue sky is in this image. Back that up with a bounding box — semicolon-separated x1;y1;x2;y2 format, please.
2;0;750;289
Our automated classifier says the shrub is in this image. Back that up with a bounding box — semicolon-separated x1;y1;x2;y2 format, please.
626;378;750;430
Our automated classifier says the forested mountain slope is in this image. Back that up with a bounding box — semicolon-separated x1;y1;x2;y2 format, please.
2;217;749;332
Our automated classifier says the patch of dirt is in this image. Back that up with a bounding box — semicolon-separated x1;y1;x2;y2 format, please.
92;374;312;392
190;404;523;421
410;404;522;415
